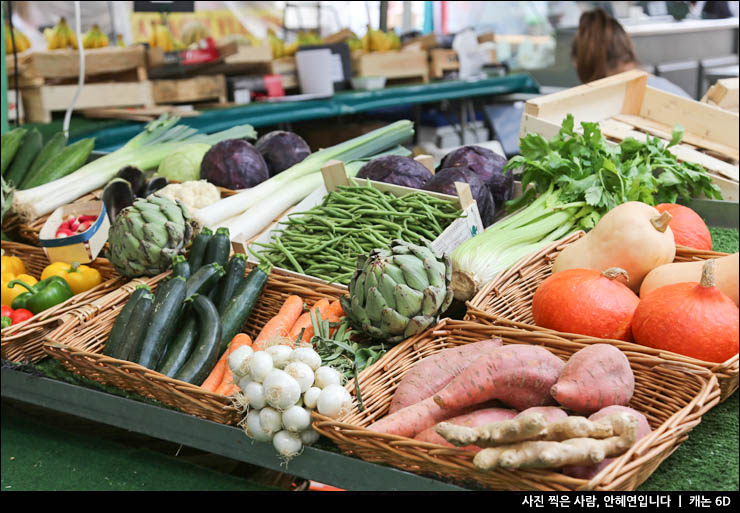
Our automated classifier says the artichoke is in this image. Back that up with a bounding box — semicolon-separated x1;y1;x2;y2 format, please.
107;195;194;278
340;239;454;344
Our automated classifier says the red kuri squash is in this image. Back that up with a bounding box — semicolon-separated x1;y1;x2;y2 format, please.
655;203;712;250
632;260;739;363
532;267;640;342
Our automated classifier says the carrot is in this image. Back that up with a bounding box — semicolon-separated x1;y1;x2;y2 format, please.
288;298;331;343
432;344;565;412
215;334;253;396
326;299;345;320
201;333;252;392
253;295;304;351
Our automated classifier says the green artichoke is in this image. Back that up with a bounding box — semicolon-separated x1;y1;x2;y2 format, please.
340;239;454;344
107;195;194;278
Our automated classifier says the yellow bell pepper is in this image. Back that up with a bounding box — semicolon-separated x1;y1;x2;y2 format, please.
1;255;26;276
41;262;102;295
2;272;38;307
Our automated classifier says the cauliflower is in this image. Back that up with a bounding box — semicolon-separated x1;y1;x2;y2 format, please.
155;180;221;212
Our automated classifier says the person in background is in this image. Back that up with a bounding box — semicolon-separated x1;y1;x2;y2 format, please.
571;8;692;98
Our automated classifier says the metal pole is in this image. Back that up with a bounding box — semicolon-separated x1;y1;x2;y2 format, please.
379;1;388;32
1;1;8;133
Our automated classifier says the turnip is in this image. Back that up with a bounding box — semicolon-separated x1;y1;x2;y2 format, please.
284;361;315;393
303;387;321;410
245;409;272;443
259;407;283;436
314;366;342;389
273;430;303;460
266;344;293;369
228;345;254;379
291;346;321;371
317;384;353;419
263;369;302;410
281;405;312;433
249;351;274;383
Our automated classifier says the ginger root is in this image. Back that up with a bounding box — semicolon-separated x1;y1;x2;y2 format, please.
472;412;639;470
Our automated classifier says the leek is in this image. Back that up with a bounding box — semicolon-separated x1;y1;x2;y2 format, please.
193;120;415;230
12;115;256;221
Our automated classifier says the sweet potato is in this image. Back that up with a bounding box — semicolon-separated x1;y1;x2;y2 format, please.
389;339;503;414
550;344;635;415
432;344;566;412
413;407;518;451
562;405;652;479
516;406;569;423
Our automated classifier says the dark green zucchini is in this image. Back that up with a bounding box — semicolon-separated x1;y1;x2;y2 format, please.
157;315;198;377
215;253;248;314
116;290;156;361
187;227;213;274
136;276;187;369
185;262;224;299
24;131;67;185
174;294;223;385
104;285;151;358
204;227;230;268
171;255;191;280
218;263;270;354
5;128;43;188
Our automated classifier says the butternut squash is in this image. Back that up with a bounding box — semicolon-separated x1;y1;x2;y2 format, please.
552;202;676;292
640;253;739;306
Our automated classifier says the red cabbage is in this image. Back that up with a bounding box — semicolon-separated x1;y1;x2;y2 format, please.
439;145;513;206
356;155;434;189
422;167;495;227
200;139;270;190
255;130;311;177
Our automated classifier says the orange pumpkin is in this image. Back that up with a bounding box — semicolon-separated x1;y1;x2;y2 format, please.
632;260;739;363
532;268;640;342
655;203;712;250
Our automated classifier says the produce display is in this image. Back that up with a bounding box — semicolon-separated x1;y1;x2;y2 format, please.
102;166;169;222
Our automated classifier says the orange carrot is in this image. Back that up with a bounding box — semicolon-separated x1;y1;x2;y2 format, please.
215;334;253;395
289;298;332;343
326;299;346;335
253;295;304;351
201;333;252;392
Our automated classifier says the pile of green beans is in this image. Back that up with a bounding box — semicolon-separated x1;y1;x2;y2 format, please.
251;183;463;284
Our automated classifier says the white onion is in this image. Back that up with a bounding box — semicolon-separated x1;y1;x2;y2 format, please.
245;409;272;443
262;369;302;410
300;427;320;446
266;344;293;369
259;407;283;436
240;380;266;410
249;351;274;383
314;366;342;389
284;361;315;393
281;405;312;433
317;384;353;419
273;430;303;459
303;387;321;410
290;347;322;371
228;345;255;379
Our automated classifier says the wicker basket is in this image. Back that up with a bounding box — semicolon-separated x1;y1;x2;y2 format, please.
465;232;738;402
43;265;348;425
1;240;127;363
312;319;720;491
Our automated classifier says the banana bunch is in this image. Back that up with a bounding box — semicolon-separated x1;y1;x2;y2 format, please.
361;27;401;53
47;17;79;50
116;34;126;47
148;21;178;52
82;24;109;49
5;25;31;53
181;20;209;47
267;29;323;58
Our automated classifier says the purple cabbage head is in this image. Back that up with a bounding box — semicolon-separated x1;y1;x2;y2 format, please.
439;145;513;205
356;155;434;189
422;167;495;227
255;130;312;176
200;139;270;190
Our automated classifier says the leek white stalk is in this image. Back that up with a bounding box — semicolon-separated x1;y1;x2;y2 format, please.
193;120;414;230
12;115;256;221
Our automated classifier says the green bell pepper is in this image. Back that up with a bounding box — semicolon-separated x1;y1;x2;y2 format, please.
1;316;11;329
8;276;75;314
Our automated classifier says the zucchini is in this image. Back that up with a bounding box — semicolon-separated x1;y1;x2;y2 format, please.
24;132;68;186
5;129;43;187
174;294;222;385
215;253;247;314
104;285;151;358
116;290;156;361
1;128;28;175
136;276;187;369
219;263;270;354
185;262;225;299
187;227;213;274
204;227;230;268
172;255;191;280
20;137;95;190
157;316;198;378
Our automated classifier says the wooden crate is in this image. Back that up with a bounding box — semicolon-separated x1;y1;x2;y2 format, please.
20;80;154;123
151;74;227;105
521;70;739;201
353;50;429;83
702;77;739;112
429;48;498;79
26;46;148;81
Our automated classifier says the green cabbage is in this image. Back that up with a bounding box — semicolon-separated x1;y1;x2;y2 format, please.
156;143;211;182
